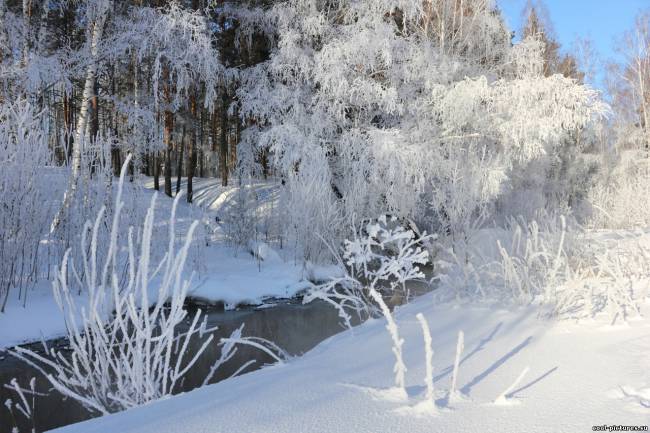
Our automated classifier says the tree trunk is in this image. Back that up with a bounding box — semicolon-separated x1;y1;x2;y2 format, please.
176;125;185;195
199;109;205;178
261;148;269;179
21;0;33;66
162;65;174;197
62;91;73;164
153;152;160;191
232;106;240;179
211;107;218;152
90;78;99;142
219;89;229;187
0;0;9;63
187;91;197;203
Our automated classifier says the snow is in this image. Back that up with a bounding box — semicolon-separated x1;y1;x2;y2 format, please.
186;245;313;309
50;294;650;433
0;282;83;349
303;263;346;284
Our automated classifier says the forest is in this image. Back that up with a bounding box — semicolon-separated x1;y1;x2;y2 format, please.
0;0;649;432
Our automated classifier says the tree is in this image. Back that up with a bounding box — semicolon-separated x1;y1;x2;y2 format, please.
233;0;604;257
521;1;583;81
51;0;112;232
612;10;650;151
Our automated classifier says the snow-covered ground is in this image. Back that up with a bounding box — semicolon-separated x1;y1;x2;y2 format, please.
0;249;311;349
0;178;326;350
51;292;650;433
4;178;650;433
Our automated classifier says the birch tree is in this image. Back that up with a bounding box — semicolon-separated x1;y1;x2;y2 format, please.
51;0;112;232
618;11;650;151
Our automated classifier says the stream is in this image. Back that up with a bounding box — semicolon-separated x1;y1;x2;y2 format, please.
0;279;431;433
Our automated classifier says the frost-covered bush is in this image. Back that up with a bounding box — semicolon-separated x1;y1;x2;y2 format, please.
492;215;572;304
280;166;344;262
11;159;286;414
587;150;650;229
12;160;210;414
437;213;576;304
304;215;433;328
437;211;646;321
0;100;150;311
222;182;261;248
497;138;602;222
548;229;649;321
0;100;54;312
50;137;152;295
305;216;433;396
219;181;288;260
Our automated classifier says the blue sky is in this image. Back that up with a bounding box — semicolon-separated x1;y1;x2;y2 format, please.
496;0;648;88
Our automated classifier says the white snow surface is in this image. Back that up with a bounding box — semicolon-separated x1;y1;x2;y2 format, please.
0;281;79;349
51;293;650;433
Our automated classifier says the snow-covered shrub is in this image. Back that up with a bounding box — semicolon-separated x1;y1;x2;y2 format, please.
222;182;261;248
497;142;601;222
587;150;650;229
305;216;433;397
439;211;590;311
438;211;646;321
0;99;151;312
11;159;211;415
438;213;576;303
437;213;575;304
549;230;649;321
11;158;287;414
304;216;433;327
493;215;572;304
0;100;54;312
280;167;344;263
51;138;151;296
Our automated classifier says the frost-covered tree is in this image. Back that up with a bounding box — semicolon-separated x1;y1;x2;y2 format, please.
520;0;584;81
122;2;223;197
0;0;233;312
586;9;650;229
235;0;606;257
609;10;650;152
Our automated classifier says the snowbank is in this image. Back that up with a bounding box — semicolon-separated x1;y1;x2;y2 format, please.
51;294;650;433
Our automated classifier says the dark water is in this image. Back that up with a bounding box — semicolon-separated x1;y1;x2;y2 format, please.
0;299;359;433
0;279;431;433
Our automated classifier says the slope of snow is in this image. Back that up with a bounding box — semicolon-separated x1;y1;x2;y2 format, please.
184;244;312;308
0;281;83;349
51;293;650;433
